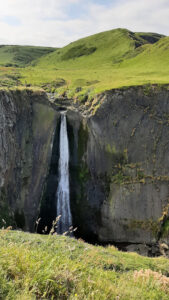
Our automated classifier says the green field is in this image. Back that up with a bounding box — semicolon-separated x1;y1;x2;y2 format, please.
0;28;169;98
20;28;169;99
0;45;56;67
0;45;56;87
0;229;169;299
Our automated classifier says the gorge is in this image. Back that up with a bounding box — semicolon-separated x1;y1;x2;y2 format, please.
0;85;169;256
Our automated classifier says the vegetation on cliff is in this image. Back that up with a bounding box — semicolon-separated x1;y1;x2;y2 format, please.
0;229;169;299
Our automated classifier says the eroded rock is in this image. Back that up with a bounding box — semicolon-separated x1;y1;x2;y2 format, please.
0;89;59;230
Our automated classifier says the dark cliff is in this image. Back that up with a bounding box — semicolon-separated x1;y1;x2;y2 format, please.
0;89;59;231
67;86;169;253
0;86;169;255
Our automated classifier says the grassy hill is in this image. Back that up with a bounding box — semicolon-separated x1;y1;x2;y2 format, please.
0;45;56;87
0;229;169;299
19;28;169;99
0;28;168;98
0;45;56;67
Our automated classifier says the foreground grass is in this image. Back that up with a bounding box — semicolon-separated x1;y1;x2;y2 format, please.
0;229;169;299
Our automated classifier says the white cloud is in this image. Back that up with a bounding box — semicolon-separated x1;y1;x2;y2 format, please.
88;0;169;35
0;0;168;47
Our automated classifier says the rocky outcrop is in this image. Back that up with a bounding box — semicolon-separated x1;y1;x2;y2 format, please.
0;89;59;231
1;86;169;255
67;86;169;250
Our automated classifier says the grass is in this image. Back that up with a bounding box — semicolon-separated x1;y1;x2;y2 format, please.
0;45;56;67
18;28;169;98
0;28;168;98
0;229;169;299
0;45;56;88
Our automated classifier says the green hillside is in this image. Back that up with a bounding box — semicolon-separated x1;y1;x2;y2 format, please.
0;45;56;67
0;229;169;299
0;28;168;98
0;45;56;87
19;28;169;99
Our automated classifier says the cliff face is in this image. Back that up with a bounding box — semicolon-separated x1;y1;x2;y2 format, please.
67;87;169;250
1;87;169;254
0;89;59;231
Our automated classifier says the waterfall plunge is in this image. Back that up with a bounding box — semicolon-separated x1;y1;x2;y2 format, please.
56;112;72;234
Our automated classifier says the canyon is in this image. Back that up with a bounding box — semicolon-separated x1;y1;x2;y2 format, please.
0;86;169;256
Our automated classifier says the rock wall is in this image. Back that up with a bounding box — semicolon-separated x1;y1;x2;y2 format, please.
1;86;169;253
0;89;59;231
67;86;169;249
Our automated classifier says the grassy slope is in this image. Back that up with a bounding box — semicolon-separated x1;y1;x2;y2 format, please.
0;45;56;67
0;45;56;87
0;45;57;88
19;28;169;98
0;229;169;299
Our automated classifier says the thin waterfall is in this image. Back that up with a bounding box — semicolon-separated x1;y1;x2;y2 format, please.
56;112;72;234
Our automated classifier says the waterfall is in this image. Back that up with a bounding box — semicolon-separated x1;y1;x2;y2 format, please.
56;112;72;234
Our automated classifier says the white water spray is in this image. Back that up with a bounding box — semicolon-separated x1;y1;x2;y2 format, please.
56;112;72;234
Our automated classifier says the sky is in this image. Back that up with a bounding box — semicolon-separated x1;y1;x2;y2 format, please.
0;0;169;47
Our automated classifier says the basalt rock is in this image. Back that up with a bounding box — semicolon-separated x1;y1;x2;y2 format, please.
67;86;169;251
1;86;169;256
0;89;59;231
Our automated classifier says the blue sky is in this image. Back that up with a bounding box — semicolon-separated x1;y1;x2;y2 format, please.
65;0;116;19
0;0;168;46
2;16;21;27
